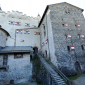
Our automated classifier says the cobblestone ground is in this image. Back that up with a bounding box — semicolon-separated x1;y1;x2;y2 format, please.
72;74;85;85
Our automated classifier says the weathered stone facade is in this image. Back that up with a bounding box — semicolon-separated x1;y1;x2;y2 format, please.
0;29;8;47
39;2;85;76
0;54;32;84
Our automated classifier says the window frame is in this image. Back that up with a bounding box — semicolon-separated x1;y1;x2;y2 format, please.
14;54;23;59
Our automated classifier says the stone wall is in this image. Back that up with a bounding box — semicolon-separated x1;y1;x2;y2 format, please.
0;54;32;84
49;3;85;75
0;30;7;47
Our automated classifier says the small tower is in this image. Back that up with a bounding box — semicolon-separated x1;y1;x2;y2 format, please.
37;14;41;23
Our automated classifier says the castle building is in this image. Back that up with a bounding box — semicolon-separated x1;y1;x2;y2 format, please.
39;2;85;76
0;2;85;84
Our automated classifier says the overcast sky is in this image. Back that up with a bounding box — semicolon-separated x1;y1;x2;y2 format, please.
0;0;85;17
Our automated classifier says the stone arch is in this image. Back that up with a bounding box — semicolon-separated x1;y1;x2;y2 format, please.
0;28;10;36
33;47;38;53
74;61;82;73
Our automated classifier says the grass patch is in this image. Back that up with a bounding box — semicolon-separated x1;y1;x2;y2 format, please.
67;73;81;80
36;81;43;85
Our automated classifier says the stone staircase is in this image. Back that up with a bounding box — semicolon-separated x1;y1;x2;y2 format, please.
37;53;69;85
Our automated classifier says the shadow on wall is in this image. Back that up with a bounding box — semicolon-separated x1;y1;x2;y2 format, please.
33;47;38;53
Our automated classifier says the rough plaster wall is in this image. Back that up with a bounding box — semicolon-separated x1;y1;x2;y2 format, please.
49;3;85;73
0;12;39;46
40;9;57;66
0;30;6;47
16;28;40;49
0;54;32;84
0;55;3;65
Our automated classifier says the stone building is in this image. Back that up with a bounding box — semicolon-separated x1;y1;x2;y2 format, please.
0;1;85;84
39;2;85;76
0;6;40;84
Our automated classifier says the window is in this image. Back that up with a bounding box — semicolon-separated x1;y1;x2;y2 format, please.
17;23;19;26
3;55;8;65
67;46;70;51
26;31;28;34
44;26;45;30
65;11;67;14
27;24;29;27
18;31;21;34
36;32;40;35
65;35;67;39
81;45;84;50
14;54;23;59
62;24;64;27
65;11;70;14
10;80;14;84
78;34;80;38
11;22;13;25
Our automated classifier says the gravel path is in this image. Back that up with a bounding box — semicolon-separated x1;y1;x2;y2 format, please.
72;74;85;85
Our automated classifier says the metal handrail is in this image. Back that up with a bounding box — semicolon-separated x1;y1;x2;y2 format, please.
45;59;72;85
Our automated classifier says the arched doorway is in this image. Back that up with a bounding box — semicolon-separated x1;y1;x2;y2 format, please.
74;61;81;73
33;47;38;53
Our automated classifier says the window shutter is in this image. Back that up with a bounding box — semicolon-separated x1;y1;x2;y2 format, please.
84;45;85;49
16;30;18;33
21;30;23;34
65;23;68;27
63;6;65;8
28;31;30;34
77;24;80;27
32;25;34;28
68;34;71;38
42;43;43;47
9;21;10;24
45;40;47;44
34;31;36;35
19;22;21;26
81;34;84;38
71;45;75;51
15;22;17;25
29;24;30;27
25;23;27;26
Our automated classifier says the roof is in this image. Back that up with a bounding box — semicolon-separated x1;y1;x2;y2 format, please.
38;2;84;27
0;46;33;54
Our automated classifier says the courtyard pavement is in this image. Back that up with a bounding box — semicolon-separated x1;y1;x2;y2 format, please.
72;74;85;85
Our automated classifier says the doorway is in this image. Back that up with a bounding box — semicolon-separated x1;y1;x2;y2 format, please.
33;47;38;53
74;61;82;73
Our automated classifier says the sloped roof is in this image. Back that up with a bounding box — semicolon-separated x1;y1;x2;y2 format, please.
0;46;33;54
38;2;84;27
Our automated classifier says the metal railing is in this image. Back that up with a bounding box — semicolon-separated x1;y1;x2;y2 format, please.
38;53;72;85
